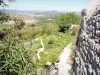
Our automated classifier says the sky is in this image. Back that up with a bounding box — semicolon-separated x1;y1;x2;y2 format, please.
5;0;92;12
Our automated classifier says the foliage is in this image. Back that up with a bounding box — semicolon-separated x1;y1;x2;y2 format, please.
0;4;78;72
20;20;75;66
31;33;74;66
57;12;81;33
48;39;55;44
0;0;15;25
0;0;15;6
0;30;6;40
13;17;25;30
59;23;70;33
0;40;36;75
0;12;10;24
21;22;58;40
0;24;9;30
0;15;37;75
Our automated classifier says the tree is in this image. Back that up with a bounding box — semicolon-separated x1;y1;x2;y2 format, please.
57;14;70;33
57;12;81;33
0;0;15;6
13;17;25;30
0;11;10;24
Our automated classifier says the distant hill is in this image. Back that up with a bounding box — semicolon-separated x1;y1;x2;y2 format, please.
0;9;81;15
0;9;63;15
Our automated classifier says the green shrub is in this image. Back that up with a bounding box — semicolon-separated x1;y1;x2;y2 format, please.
21;23;59;40
13;17;25;30
48;39;55;44
0;40;36;75
59;24;71;33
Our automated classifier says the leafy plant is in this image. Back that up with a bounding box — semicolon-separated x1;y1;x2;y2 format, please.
57;12;81;33
48;39;55;44
13;17;25;30
0;39;36;75
59;24;71;33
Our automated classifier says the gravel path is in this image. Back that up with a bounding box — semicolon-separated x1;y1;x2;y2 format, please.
58;42;72;75
37;39;44;60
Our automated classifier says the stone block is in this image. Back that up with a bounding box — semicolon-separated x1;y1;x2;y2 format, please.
96;30;100;37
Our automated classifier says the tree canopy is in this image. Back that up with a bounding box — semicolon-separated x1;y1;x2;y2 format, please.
0;0;15;6
57;12;81;33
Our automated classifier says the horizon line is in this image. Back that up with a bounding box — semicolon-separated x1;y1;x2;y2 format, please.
0;8;82;12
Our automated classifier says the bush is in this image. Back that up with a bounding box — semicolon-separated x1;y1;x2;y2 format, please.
48;39;55;44
13;17;25;30
59;24;71;33
0;40;36;75
0;30;6;40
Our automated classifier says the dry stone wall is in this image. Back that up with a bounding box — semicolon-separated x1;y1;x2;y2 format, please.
73;4;100;75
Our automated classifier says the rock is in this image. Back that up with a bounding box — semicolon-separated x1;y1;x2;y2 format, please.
96;30;100;37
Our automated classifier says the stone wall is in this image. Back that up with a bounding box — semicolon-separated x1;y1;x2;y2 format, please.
73;3;100;75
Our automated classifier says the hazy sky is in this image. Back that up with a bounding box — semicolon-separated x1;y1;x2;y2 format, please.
5;0;92;12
